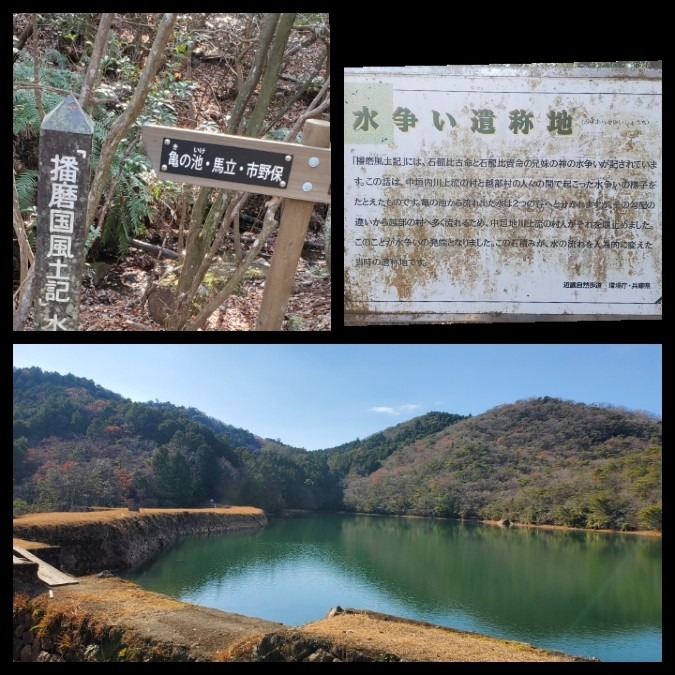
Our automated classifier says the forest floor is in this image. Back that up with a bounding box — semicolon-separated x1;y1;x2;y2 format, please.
13;13;331;331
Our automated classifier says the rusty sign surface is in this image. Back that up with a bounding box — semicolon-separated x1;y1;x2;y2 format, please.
344;66;662;323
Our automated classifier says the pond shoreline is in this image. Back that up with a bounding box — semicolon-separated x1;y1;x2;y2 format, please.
479;518;662;536
282;509;661;537
13;508;599;662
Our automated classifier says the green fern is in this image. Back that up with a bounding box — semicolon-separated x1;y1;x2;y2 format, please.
13;57;82;138
98;142;153;256
43;49;71;69
13;53;184;260
15;169;38;211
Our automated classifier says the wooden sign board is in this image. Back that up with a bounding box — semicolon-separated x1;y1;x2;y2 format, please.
142;124;331;203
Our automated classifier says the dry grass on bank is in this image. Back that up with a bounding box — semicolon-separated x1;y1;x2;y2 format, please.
13;506;263;527
299;611;588;662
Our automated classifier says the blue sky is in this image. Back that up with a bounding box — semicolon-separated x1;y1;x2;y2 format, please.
13;344;661;451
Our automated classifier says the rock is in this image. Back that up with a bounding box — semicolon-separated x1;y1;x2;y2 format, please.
497;518;511;527
20;644;33;662
31;639;43;658
326;606;344;618
147;285;176;327
84;262;113;287
96;569;114;578
306;649;335;662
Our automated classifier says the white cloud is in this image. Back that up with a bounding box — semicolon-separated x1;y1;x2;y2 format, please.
369;404;420;415
369;406;398;414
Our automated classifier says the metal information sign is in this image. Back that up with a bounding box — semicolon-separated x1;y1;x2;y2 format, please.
344;66;661;324
160;137;293;189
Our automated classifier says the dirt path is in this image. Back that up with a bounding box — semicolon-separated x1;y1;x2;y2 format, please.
29;575;284;661
14;506;261;526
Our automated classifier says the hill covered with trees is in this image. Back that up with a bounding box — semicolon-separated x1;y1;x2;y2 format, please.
338;397;661;531
13;368;661;531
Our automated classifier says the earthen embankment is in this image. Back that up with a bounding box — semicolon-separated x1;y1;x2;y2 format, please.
13;507;267;574
13;509;597;662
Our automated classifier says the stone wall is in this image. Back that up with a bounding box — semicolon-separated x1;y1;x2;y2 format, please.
13;601;195;662
13;511;267;574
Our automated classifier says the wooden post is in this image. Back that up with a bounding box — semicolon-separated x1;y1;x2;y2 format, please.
32;94;93;331
255;120;330;331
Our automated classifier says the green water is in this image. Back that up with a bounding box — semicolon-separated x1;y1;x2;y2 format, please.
122;513;662;662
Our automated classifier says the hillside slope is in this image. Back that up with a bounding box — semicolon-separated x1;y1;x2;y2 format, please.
13;367;262;511
13;368;661;531
342;397;661;531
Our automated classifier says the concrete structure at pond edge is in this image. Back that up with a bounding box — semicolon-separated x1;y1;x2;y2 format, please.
13;509;599;662
344;66;662;324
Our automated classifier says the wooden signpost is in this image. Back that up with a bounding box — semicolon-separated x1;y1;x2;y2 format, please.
143;120;331;331
32;94;93;331
143;123;331;203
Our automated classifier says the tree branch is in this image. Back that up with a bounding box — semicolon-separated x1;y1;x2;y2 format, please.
13;20;34;62
79;13;114;115
186;198;281;330
32;14;44;120
85;13;177;236
13;170;34;287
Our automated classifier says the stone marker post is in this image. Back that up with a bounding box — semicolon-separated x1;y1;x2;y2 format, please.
32;94;93;331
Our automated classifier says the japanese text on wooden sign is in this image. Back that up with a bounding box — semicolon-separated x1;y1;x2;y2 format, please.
143;124;331;204
161;138;293;188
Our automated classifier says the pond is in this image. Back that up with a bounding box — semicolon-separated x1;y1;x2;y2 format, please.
121;513;662;662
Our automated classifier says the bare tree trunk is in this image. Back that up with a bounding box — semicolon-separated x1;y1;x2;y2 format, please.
31;14;44;120
324;205;331;276
186;198;282;330
13;169;36;330
13;266;35;331
79;13;114;115
244;13;296;135
167;13;285;330
85;13;177;237
13;20;34;62
227;14;280;134
13;171;34;287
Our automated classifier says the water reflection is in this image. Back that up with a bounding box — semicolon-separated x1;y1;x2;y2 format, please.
122;514;661;661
